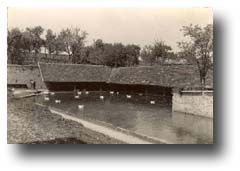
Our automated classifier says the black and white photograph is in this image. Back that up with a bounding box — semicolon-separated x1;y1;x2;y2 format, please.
2;0;240;170
7;7;213;144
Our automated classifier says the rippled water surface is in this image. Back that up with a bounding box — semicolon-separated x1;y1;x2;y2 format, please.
39;92;213;144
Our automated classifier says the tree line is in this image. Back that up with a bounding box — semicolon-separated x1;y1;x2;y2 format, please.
7;26;179;67
7;24;213;87
7;26;141;67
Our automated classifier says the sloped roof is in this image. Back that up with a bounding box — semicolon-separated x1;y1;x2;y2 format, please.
7;65;46;89
39;63;112;82
109;65;213;88
38;63;213;88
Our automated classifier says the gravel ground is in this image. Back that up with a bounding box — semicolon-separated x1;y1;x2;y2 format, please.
7;94;124;144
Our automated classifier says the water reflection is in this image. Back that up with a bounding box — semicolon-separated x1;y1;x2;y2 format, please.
39;92;213;144
172;112;213;143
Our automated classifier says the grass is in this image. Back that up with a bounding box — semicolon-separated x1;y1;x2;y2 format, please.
7;94;123;144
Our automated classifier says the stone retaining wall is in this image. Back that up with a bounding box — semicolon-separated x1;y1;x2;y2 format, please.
172;91;213;118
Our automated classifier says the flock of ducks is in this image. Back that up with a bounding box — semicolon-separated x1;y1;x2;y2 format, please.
43;90;157;110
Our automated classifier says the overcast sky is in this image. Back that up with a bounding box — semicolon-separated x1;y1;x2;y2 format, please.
8;7;212;52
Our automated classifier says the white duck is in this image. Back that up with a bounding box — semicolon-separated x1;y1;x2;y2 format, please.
150;100;156;104
44;97;50;101
126;95;132;99
78;105;84;109
55;99;61;104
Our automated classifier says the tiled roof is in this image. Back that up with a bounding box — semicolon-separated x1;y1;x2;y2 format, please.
7;65;46;89
109;65;213;88
39;63;112;82
38;63;213;88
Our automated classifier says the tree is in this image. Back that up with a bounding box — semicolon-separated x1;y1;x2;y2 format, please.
45;29;56;57
76;46;94;64
178;24;213;88
26;26;44;54
140;45;155;66
54;36;65;56
21;31;33;53
125;44;141;66
58;27;88;63
102;43;127;67
24;26;44;63
7;28;24;64
94;39;104;49
79;40;140;67
152;41;172;64
86;39;105;65
140;41;173;65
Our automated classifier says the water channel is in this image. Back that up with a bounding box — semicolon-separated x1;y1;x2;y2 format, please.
39;92;213;144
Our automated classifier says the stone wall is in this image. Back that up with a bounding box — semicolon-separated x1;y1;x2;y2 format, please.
172;91;213;118
7;65;46;89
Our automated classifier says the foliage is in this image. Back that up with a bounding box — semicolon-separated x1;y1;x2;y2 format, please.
21;31;33;53
25;26;44;54
57;28;88;63
140;41;174;65
177;24;213;87
8;26;175;67
8;26;45;64
125;44;141;66
140;45;155;66
76;39;141;67
7;28;24;64
45;29;56;55
152;41;173;64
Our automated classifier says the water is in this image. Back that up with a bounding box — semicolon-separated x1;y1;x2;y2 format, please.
39;92;213;144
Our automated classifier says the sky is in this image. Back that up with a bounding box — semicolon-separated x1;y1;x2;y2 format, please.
8;7;213;52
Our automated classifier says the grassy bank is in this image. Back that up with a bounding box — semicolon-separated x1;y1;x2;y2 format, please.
7;95;123;144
